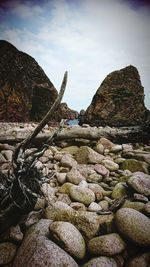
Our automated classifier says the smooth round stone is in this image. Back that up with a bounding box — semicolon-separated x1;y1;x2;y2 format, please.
87;172;103;183
88;202;102;212
102;159;119;171
144;202;150;216
133;193;148;203
66;168;86;185
56;172;67;184
69;185;95;206
120;159;149;174
44;201;75;222
0;242;17;265
70;202;86;211
61;146;79;155
56;193;72;205
78;180;88;188
88;233;126;256
110;145;122;153
73;211;100;239
61;154;77;168
99;200;109;211
126;252;150;267
94;164;109;177
115;208;150;246
82;256;118;267
121;200;145;212
114;157;126;164
49;221;86;259
58;182;74;194
98;138;114;150
127;172;150;196
88;183;104;201
95;143;104;154
75;146;104;164
13;235;79;267
111;182;127;199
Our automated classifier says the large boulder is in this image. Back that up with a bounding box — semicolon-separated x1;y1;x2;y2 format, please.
83;65;150;126
0;40;58;122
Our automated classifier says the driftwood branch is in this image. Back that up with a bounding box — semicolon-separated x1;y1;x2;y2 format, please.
0;72;68;234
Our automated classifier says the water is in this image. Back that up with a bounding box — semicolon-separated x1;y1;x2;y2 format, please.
67;119;79;125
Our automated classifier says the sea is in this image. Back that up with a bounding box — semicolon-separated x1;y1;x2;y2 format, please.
67;119;79;125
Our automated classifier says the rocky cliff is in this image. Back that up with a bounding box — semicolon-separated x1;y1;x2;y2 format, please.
0;40;58;122
83;65;150;126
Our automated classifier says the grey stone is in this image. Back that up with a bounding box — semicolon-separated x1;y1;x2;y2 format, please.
82;256;118;267
115;208;150;246
49;221;86;259
69;185;95;205
0;242;17;265
75;146;104;164
88;233;126;256
127;172;150;196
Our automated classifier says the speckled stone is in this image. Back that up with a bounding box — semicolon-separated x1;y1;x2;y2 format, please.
13;235;79;267
66;167;86;185
115;208;150;246
49;221;86;259
127;172;150;196
102;159;119;171
44;201;76;222
111;182;127;199
125;252;150;267
82;256;118;267
75;146;104;164
120;159;149;174
88;233;126;256
69;185;95;205
0;242;17;265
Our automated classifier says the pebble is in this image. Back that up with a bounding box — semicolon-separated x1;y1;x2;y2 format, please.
102;159;119;171
82;256;118;267
127;172;150;196
0;242;17;265
49;221;86;259
115;208;150;246
69;185;95;205
88;233;126;256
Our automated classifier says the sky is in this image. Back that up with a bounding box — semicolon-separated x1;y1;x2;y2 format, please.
0;0;150;111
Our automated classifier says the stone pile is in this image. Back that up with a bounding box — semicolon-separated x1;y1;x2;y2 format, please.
0;137;150;266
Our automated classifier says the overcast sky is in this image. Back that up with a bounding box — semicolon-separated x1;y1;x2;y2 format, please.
0;0;150;111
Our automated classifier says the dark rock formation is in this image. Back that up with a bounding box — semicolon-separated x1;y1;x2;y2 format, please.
0;40;58;122
83;66;150;127
50;102;78;123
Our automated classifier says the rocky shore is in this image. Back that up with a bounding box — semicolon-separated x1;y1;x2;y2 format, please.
0;124;150;266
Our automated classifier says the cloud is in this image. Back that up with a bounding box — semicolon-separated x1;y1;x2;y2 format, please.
0;0;150;111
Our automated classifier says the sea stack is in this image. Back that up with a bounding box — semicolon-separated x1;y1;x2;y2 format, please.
83;65;150;126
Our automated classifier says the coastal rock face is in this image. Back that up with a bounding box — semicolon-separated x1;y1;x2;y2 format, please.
83;65;149;126
0;40;58;122
50;102;78;122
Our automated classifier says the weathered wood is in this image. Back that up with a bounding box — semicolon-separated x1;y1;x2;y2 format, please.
0;72;68;234
0;124;149;144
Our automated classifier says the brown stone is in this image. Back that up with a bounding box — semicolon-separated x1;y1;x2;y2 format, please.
0;40;58;122
83;65;150;126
